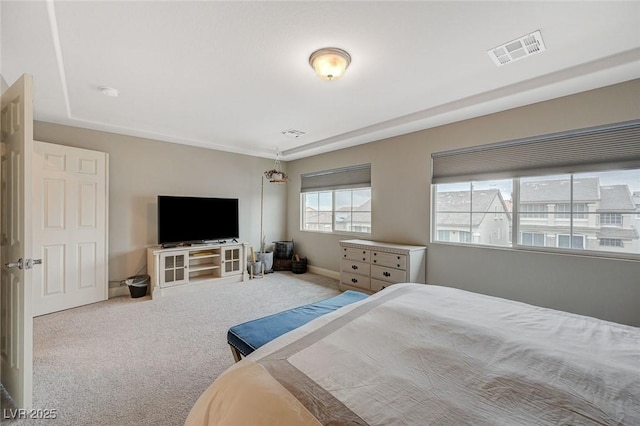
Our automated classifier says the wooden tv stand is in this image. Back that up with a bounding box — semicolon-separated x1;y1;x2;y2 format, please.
147;242;247;298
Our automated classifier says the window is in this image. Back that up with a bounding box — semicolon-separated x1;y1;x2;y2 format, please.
558;234;585;250
433;180;512;247
301;164;371;234
437;230;451;241
600;213;623;226
459;231;472;243
521;203;547;218
334;189;372;233
521;232;545;247
301;191;333;232
430;120;640;257
301;188;371;233
556;203;587;219
600;238;623;247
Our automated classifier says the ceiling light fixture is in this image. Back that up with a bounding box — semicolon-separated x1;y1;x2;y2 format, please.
309;47;351;81
99;86;119;97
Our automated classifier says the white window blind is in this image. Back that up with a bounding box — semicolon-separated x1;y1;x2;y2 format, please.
431;120;640;183
301;164;371;192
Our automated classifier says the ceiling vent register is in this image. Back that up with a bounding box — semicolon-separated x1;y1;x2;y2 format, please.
488;30;546;67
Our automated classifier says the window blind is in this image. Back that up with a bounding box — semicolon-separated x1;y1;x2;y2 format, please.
431;120;640;183
301;164;371;192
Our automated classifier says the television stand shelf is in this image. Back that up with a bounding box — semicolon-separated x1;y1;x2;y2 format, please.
147;242;247;298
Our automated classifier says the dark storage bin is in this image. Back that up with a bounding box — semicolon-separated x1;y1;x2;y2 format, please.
274;240;294;259
125;275;150;298
291;258;307;274
273;258;293;271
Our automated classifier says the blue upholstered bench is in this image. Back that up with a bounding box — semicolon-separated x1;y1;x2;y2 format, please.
227;290;369;362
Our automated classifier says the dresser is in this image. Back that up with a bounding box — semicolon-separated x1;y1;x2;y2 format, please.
339;239;427;293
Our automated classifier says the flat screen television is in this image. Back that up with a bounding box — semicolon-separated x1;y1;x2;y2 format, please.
157;195;239;245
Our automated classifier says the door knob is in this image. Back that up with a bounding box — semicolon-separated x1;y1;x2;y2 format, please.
5;258;43;269
25;258;43;269
5;258;23;269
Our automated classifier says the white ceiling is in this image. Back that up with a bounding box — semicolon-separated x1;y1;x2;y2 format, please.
2;1;639;160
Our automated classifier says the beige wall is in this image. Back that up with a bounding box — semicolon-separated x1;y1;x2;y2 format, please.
33;123;288;286
287;79;640;326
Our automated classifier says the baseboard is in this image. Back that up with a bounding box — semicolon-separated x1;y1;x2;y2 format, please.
307;265;340;281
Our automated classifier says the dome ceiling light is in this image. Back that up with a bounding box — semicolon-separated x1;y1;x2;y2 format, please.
309;47;351;81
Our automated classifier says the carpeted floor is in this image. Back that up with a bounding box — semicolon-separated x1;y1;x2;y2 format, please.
4;272;339;425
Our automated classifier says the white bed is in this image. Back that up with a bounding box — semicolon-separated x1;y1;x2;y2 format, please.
186;283;640;425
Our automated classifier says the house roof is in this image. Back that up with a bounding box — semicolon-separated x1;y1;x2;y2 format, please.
436;189;507;226
520;178;600;203
596;227;640;240
598;185;637;211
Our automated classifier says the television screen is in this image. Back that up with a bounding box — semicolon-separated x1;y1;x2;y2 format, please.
157;196;239;245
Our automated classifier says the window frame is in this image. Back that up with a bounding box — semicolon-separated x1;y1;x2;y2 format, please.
431;172;640;260
300;187;372;236
600;212;623;226
521;231;545;247
430;120;640;260
600;238;624;247
557;233;586;250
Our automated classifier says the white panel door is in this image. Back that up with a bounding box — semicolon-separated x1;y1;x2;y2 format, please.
1;74;35;409
32;142;108;316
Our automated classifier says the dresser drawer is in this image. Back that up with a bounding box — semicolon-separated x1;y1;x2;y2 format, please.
341;247;371;262
340;272;371;291
371;251;406;270
371;265;406;283
371;279;393;292
341;259;370;276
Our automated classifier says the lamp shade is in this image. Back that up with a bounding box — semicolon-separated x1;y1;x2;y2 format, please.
309;48;351;81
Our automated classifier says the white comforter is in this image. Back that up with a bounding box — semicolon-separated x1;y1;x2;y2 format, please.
187;284;640;425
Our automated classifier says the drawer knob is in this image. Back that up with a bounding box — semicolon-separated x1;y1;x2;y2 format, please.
397;264;400;268
383;271;391;277
362;258;366;261
351;278;358;283
373;260;377;263
351;265;358;270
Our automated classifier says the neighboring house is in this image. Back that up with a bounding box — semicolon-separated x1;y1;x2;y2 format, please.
436;189;511;245
304;199;372;233
634;191;640;229
519;178;639;253
303;207;332;232
335;199;372;234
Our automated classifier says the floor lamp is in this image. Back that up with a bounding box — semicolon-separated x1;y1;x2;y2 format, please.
258;151;287;272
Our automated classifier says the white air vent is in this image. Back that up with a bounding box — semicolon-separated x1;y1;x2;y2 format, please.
488;30;546;67
281;129;306;138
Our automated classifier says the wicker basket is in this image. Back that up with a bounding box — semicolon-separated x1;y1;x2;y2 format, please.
273;258;293;271
291;258;307;274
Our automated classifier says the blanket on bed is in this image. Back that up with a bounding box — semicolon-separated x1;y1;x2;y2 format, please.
186;284;640;425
